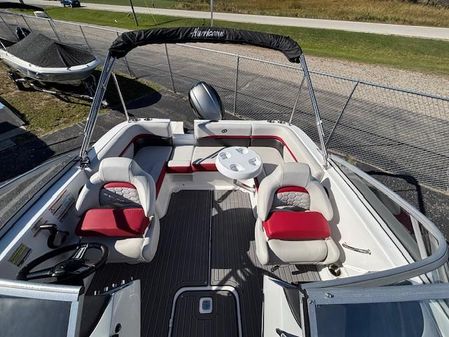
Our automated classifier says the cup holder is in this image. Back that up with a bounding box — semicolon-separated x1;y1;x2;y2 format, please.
248;157;261;166
235;147;249;155
230;163;245;172
219;151;231;160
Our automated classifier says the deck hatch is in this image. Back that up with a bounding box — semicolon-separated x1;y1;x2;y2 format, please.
199;297;213;314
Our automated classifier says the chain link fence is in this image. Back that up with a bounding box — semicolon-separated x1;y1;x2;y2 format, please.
1;12;449;194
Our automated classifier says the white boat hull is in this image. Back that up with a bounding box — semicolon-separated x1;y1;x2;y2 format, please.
0;49;99;84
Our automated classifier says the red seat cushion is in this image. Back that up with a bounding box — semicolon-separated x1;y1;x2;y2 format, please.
78;208;150;238
167;165;193;173
263;211;330;240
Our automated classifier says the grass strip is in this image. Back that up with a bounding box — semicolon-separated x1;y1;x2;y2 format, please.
41;7;449;75
0;63;160;135
82;0;449;28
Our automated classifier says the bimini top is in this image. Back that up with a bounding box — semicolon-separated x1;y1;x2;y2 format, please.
110;27;303;63
7;32;96;68
0;2;44;11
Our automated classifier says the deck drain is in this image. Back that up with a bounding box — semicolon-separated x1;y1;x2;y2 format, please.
199;297;213;314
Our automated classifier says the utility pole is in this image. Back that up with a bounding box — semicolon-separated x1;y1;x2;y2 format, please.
210;0;214;26
129;0;139;26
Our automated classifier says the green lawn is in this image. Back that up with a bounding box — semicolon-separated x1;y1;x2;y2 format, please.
0;62;161;135
82;0;449;28
43;7;449;76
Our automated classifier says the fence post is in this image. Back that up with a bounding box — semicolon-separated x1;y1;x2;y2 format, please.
123;55;135;78
325;81;360;146
289;76;305;124
165;43;176;93
48;19;61;42
233;55;240;115
115;31;135;78
79;25;93;53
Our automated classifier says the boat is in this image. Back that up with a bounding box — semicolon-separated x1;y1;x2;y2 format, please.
0;31;99;84
0;27;448;337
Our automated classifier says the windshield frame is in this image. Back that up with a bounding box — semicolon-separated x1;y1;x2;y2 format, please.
0;278;83;337
303;283;449;337
301;155;448;289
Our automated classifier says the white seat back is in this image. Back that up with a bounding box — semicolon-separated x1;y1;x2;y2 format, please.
76;157;156;217
257;162;333;221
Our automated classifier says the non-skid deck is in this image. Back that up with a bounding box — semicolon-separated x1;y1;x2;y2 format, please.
88;191;211;337
89;190;320;337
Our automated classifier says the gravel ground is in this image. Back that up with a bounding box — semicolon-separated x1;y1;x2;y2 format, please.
309;56;449;98
196;43;449;98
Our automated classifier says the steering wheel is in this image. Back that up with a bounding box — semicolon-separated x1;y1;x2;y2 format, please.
17;243;108;285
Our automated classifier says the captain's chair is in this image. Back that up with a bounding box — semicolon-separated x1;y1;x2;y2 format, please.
76;157;160;263
255;163;340;265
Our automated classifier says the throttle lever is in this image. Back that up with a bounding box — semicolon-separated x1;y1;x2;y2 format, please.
35;224;69;249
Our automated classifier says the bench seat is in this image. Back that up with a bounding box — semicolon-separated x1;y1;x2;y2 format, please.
134;146;172;177
191;146;224;171
167;145;194;173
250;146;285;179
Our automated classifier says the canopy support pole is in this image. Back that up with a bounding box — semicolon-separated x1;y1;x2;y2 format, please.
79;53;116;167
299;54;328;168
112;72;130;122
289;76;305;125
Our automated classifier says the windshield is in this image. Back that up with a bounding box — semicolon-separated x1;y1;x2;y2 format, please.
0;279;81;337
314;300;449;337
0;295;72;337
305;284;449;337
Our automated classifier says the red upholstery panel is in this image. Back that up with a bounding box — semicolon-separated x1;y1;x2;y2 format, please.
166;165;193;173
191;162;217;171
277;186;308;194
263;211;330;240
156;163;167;196
103;182;135;189
78;208;149;238
201;135;298;162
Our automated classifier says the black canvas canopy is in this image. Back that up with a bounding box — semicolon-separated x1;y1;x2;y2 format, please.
110;27;303;63
7;32;96;68
0;2;44;11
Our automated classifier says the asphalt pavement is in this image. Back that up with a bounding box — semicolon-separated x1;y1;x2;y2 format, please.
27;0;449;40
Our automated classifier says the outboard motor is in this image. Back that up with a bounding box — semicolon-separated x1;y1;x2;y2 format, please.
189;81;224;121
